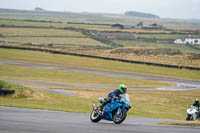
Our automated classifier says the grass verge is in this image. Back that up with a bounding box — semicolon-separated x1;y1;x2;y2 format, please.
0;80;97;113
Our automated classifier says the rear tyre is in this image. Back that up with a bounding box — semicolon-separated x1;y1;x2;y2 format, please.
90;110;101;123
113;110;127;124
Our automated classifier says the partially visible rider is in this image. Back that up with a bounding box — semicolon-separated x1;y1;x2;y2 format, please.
99;84;127;111
193;98;200;110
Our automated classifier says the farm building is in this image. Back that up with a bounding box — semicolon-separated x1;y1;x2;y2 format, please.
174;38;200;45
112;24;124;29
142;23;166;30
111;24;135;29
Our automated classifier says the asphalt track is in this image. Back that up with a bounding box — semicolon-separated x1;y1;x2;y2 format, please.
0;107;200;133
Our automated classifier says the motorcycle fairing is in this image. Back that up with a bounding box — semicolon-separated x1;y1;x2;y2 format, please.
101;99;123;121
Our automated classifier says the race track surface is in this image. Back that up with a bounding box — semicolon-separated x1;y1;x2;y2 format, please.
0;107;199;133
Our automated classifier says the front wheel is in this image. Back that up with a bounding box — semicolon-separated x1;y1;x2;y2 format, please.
113;110;127;124
90;110;101;123
186;114;193;121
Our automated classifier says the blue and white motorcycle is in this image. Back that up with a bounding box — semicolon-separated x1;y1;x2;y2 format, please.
90;94;131;124
186;106;200;121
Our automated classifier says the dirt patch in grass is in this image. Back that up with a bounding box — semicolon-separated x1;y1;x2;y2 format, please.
16;83;112;99
159;120;200;126
19;83;110;98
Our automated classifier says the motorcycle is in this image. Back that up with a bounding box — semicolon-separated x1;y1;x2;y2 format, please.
186;106;200;121
90;94;131;124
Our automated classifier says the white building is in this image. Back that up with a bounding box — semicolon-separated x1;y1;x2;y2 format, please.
174;38;200;45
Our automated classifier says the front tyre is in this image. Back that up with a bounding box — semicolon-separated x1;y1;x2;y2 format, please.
186;114;193;121
90;110;101;123
113;110;127;124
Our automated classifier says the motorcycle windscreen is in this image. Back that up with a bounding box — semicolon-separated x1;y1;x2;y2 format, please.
120;94;131;105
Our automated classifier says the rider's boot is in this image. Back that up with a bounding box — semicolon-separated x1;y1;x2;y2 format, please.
99;105;104;114
98;98;109;114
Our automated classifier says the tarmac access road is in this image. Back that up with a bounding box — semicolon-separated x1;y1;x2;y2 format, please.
0;107;199;133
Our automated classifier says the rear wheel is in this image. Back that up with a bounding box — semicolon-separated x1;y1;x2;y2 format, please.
90;110;101;123
113;110;127;124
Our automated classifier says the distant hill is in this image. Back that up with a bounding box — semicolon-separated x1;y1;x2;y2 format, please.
125;11;160;19
0;8;70;15
0;8;200;30
34;7;45;11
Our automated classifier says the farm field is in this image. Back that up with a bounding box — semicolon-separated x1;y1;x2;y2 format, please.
0;27;85;37
0;19;172;33
115;40;200;54
0;19;199;68
0;37;108;47
1;8;200;30
0;19;112;31
0;27;110;47
136;33;186;39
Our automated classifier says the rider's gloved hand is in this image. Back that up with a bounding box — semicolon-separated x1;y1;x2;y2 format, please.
112;96;117;100
113;96;119;100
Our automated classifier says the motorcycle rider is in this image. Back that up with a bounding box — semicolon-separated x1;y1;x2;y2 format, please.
193;98;200;110
99;84;127;111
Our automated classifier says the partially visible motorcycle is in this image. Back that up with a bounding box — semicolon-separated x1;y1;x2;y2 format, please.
90;94;131;124
186;106;200;121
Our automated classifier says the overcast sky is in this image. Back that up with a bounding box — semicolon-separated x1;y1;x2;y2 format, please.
0;0;200;19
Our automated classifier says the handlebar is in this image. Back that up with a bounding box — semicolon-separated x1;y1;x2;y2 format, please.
113;96;120;101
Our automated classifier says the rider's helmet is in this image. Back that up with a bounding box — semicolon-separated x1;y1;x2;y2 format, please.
118;84;127;94
195;98;199;102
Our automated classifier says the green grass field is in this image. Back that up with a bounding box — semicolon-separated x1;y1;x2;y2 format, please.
0;19;112;30
0;27;85;37
0;37;108;47
0;48;199;81
0;26;110;48
0;64;171;88
115;40;200;54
